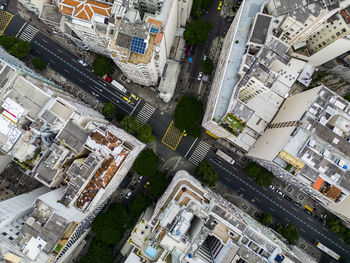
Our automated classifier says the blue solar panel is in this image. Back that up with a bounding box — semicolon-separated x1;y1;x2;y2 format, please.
150;27;159;34
130;36;147;54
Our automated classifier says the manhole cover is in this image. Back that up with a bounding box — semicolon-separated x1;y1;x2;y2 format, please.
254;212;259;217
300;244;305;249
242;204;248;210
287;187;293;192
298;195;305;200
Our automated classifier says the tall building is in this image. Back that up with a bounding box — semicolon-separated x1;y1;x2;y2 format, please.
0;49;146;262
247;85;350;222
121;170;313;263
202;0;350;153
54;0;191;87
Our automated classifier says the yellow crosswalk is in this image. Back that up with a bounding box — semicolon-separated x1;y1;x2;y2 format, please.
0;11;13;35
161;121;184;150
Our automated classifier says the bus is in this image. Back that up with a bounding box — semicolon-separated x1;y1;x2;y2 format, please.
111;80;127;94
314;240;340;260
216;149;235;165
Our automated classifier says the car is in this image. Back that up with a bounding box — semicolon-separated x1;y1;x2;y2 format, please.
269;185;275;191
315;215;323;223
78;59;88;67
104;75;112;83
123;96;131;103
197;72;203;80
137;175;144;183
0;3;7;10
293;201;302;208
304;209;312;216
217;1;223;11
275;189;285;197
130;183;137;191
125;191;132;199
203;55;208;60
130;93;139;101
284;195;293;202
52;29;60;34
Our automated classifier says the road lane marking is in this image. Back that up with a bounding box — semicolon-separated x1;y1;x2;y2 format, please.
78;79;85;83
64;69;70;74
276;197;282;201
269;207;275;212
130;98;142;116
184;137;198;158
57;48;64;53
42;38;48;43
300;228;306;233
306;217;313;222
16;23;27;37
291;206;298;211
239;187;246;191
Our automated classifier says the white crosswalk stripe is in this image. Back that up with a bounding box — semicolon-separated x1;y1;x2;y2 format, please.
188;140;211;166
136;103;156;125
18;24;39;42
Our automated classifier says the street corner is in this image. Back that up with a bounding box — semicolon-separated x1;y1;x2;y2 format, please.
161;120;184;151
0;11;13;35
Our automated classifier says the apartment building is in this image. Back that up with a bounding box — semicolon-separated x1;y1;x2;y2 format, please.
247;85;350;222
266;0;350;66
0;49;145;262
121;170;313;263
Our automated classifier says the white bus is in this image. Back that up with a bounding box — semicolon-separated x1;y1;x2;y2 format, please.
216;150;235;165
314;240;340;260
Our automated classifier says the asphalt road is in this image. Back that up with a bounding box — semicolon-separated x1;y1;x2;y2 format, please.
3;7;350;263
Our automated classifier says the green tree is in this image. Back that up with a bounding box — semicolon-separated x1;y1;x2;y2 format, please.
190;0;202;20
276;224;299;245
9;40;31;59
259;212;272;226
244;162;262;178
133;149;159;177
115;111;125;122
201;58;214;75
137;123;155;143
326;217;341;233
128;194;152;220
121;115;141;135
78;240;113;263
195;161;218;187
344;94;350;102
201;0;214;9
184;20;213;46
0;35;17;50
31;57;46;71
92;54;113;77
256;170;274;187
101;102;116;120
147;172;168;198
174;95;203;137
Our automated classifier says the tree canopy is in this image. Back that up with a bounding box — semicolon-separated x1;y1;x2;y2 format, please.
277;224;299;245
259;212;272;226
245;162;274;187
147;172;168;198
92;54;113;77
195;161;218;187
0;35;31;59
133;149;159;177
201;58;214;75
184;20;213;46
191;0;214;19
121;116;155;143
32;57;46;71
101;102;116;120
174;95;203;137
244;162;262;178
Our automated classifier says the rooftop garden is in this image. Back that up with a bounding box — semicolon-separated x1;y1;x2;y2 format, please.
220;113;246;135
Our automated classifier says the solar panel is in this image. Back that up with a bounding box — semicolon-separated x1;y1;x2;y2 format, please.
130;36;147;54
150;27;159;34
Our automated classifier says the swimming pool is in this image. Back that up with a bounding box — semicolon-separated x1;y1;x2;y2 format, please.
145;246;158;258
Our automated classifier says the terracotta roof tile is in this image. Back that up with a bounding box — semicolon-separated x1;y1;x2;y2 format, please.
154;32;163;44
148;18;162;27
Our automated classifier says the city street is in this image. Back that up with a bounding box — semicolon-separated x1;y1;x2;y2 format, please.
2;5;350;262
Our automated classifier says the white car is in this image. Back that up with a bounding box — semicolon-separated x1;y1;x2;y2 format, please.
125;191;132;199
197;72;203;80
78;59;88;67
137;175;144;183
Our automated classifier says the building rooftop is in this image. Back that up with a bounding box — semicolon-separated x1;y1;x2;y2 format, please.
40;4;62;24
249;13;272;44
57;119;89;154
58;0;112;22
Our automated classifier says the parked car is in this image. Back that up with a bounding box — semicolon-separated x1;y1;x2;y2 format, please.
104;74;112;83
123;96;131;103
137;176;144;183
0;3;7;10
269;185;275;191
275;189;285;197
130;183;137;191
284;195;293;202
125;191;132;199
131;93;139;101
217;1;223;11
78;58;88;67
293;201;302;208
315;215;323;223
197;72;203;80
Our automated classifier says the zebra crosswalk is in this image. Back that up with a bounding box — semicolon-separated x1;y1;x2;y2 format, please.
188;140;211;166
18;24;38;42
136;103;156;125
